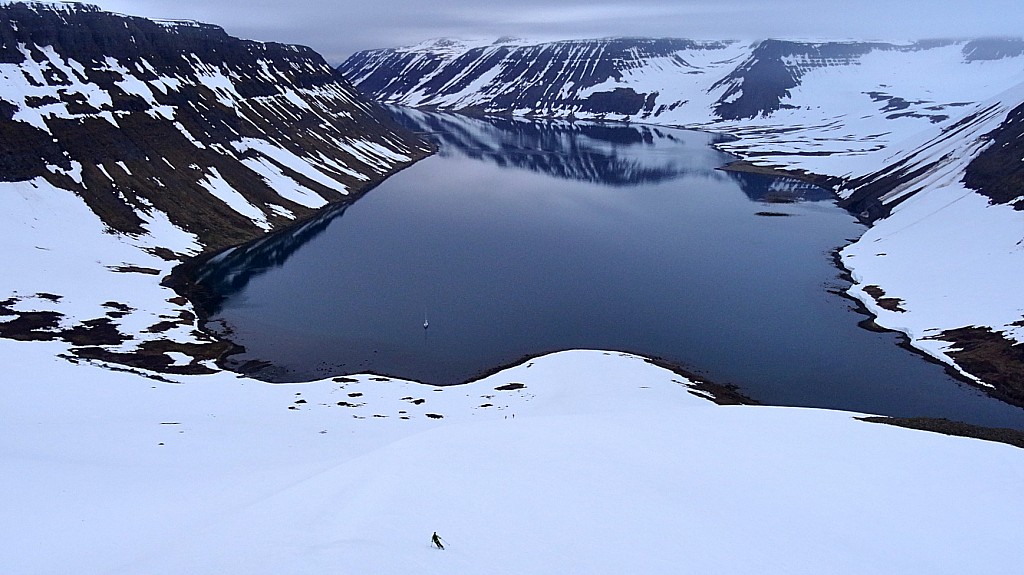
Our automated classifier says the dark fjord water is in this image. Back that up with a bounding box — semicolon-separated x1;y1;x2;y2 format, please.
197;108;1024;428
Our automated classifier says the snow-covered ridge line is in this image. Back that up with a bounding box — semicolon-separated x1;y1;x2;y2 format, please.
837;86;1024;403
0;1;97;11
0;2;429;377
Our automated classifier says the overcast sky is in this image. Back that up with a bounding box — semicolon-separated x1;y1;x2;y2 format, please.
96;0;1024;64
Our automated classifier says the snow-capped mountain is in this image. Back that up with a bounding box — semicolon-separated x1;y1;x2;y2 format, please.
0;2;429;374
342;37;738;117
340;37;1024;178
342;36;1024;406
3;1;428;249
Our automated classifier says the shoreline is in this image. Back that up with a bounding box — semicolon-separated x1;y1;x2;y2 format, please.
721;151;1024;412
716;158;844;193
157;110;1024;438
161;145;436;370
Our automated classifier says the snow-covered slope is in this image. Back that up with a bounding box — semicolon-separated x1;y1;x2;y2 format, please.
837;82;1024;404
5;342;1024;575
0;2;429;374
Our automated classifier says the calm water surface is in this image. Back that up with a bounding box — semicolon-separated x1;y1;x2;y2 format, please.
196;108;1024;428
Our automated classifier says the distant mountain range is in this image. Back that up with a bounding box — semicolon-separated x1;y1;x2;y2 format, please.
339;36;1024;215
340;37;1023;120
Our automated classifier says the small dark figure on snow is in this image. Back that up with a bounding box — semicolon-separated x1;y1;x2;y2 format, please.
431;531;445;550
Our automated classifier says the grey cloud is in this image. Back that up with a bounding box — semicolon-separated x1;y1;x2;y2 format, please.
98;0;1024;63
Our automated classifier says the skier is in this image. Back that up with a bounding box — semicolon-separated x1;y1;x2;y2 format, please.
431;531;445;550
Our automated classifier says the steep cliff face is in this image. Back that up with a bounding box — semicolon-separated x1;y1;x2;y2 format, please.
340;37;743;120
1;1;430;251
0;2;430;374
963;101;1024;210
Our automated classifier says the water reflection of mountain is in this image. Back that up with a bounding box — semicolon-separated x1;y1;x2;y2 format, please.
389;106;833;201
191;203;348;313
388;106;735;187
728;172;835;203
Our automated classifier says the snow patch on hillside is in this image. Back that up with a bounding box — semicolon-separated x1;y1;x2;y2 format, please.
0;177;200;342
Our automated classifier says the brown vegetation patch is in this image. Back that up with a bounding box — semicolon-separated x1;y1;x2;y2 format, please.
863;285;906;312
642;356;759;405
718;160;841;190
937;326;1024;408
858;416;1024;449
0;297;17;316
0;310;64;340
70;338;231;375
143;321;181;334
147;247;182;262
63;317;128;346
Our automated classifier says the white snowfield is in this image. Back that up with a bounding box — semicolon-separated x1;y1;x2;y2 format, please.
4;343;1024;575
0;177;205;351
3;162;1023;574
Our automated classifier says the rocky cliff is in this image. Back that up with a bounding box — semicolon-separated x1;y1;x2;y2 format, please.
0;1;430;374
